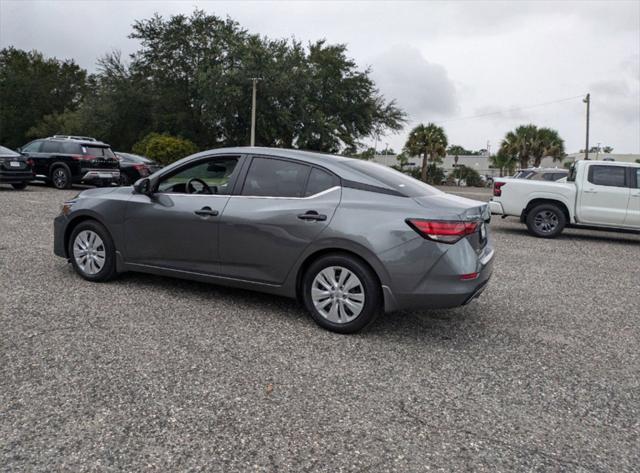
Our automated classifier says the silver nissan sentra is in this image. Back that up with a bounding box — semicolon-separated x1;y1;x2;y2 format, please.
54;147;494;333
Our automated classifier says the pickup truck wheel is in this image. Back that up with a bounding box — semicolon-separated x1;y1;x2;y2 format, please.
526;204;566;238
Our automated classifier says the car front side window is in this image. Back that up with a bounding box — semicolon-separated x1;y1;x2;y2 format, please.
588;165;627;188
157;156;240;195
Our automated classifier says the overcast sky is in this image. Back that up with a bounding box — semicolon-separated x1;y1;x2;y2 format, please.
1;0;639;154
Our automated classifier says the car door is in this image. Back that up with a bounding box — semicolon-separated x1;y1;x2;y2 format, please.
624;167;640;227
123;155;243;274
218;156;341;284
20;140;45;176
577;164;630;225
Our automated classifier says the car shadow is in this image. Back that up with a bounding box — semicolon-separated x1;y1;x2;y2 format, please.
494;225;640;246
109;271;477;341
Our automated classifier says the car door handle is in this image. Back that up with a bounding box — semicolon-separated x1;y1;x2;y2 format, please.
583;189;597;194
194;207;219;217
297;211;327;221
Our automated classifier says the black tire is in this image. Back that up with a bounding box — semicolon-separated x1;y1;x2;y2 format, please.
11;182;27;190
68;220;117;282
526;203;566;238
51;165;72;189
119;173;131;186
302;253;381;334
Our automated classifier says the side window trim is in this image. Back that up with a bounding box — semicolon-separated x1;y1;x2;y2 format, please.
153;154;243;195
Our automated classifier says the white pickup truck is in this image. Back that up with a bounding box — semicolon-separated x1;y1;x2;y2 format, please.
489;160;640;238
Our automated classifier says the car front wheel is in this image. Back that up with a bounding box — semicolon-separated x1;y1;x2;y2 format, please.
68;221;117;282
302;254;381;334
526;203;566;238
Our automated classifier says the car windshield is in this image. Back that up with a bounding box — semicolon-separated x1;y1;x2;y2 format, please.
343;159;441;197
83;146;115;158
0;145;20;157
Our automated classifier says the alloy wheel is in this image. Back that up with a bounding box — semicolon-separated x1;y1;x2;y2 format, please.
311;266;365;323
534;210;558;234
53;169;68;189
73;230;106;275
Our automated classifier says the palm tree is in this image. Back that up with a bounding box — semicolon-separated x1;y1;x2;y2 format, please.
531;127;565;167
404;123;448;182
499;124;537;169
489;150;518;177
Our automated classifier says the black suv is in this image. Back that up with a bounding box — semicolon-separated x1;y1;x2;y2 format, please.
19;136;120;189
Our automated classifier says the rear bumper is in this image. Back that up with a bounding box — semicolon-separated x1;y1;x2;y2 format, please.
489;200;504;215
80;169;120;184
382;241;495;312
0;170;33;183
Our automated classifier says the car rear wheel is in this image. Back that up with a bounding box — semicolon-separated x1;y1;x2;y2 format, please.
51;166;72;189
526;203;566;238
68;221;117;282
302;254;381;334
11;182;27;190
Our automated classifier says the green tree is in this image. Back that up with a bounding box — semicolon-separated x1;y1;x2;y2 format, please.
500;124;565;169
132;133;198;165
0;47;88;148
489;150;518;177
404;123;448;182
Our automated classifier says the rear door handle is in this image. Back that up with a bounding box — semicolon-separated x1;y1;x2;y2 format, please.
297;210;327;221
194;206;219;217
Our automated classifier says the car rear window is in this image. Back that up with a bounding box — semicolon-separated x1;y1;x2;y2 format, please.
242;157;310;197
83;146;115;158
343;159;440;197
305;168;339;196
0;145;20;157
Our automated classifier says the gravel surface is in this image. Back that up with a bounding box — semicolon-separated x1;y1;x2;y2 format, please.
1;183;639;472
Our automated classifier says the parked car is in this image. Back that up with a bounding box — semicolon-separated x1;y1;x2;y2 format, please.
115;152;163;186
19;135;120;189
512;168;568;181
54;147;494;333
0;145;33;190
490;160;640;238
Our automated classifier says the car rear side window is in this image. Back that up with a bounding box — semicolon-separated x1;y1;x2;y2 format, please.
41;141;60;153
60;142;82;154
242;157;310;198
588;165;627;187
305;168;338;197
343;159;439;197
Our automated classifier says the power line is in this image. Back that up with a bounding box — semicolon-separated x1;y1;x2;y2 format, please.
434;94;587;125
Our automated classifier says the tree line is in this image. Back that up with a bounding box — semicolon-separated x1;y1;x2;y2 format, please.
0;9;405;155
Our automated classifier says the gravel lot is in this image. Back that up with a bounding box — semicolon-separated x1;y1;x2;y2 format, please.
1;183;639;472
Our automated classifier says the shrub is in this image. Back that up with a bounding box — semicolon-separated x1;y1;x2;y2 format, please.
132;133;198;165
452;165;483;187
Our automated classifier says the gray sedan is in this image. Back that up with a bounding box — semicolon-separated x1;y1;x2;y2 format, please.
54;147;494;333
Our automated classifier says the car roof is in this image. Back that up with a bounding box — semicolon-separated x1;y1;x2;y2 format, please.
43;136;111;147
159;146;403;190
579;159;640;167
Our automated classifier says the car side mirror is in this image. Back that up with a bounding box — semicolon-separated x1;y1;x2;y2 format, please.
133;177;152;196
16;147;22;153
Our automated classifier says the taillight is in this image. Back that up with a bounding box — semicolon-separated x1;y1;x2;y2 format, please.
72;154;95;161
406;219;479;244
26;158;34;167
133;164;149;176
493;181;506;197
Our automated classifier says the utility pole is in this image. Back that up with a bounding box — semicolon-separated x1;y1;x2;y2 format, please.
250;78;261;146
583;93;590;160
